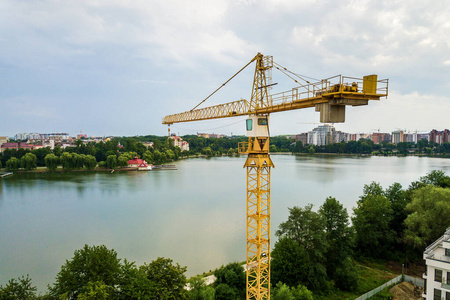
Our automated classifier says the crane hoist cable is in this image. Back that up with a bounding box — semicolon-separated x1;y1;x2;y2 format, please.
272;62;321;92
190;56;257;111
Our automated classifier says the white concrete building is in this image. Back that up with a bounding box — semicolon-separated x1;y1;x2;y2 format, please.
169;136;190;151
423;227;450;300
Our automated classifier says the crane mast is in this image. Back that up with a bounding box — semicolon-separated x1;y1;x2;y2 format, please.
242;53;273;299
162;53;388;300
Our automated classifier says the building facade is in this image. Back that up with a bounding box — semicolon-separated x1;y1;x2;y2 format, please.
308;125;335;146
169;136;190;151
423;227;450;300
391;130;404;145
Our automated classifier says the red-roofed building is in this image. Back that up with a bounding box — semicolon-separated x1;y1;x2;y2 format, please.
0;142;36;153
127;156;153;171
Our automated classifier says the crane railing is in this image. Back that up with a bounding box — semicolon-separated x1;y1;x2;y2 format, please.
162;75;389;125
269;75;388;106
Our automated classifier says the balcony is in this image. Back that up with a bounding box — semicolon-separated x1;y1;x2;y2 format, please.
442;277;450;290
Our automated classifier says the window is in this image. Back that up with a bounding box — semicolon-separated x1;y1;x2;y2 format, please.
436;269;443;282
434;289;441;300
257;118;268;126
445;248;450;257
447;291;450;300
246;119;253;131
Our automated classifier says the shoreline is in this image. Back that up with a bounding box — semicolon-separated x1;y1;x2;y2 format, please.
1;153;448;175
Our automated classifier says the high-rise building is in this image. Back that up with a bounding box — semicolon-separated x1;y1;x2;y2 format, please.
391;131;404;145
308;125;335;146
371;133;391;144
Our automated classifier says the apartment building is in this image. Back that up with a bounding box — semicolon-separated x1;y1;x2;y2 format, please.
423;227;450;300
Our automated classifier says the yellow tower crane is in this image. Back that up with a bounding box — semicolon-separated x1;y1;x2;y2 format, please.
163;53;388;300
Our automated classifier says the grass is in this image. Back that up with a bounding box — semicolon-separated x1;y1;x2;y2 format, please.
314;260;398;300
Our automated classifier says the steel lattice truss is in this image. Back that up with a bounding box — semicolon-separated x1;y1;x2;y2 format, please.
245;154;272;299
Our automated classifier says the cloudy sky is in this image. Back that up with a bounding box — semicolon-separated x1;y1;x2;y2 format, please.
1;0;449;137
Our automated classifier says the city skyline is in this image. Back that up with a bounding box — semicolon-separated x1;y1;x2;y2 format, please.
1;1;449;137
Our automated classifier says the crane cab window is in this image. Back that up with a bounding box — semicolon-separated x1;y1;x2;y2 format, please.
258;118;268;126
246;119;253;131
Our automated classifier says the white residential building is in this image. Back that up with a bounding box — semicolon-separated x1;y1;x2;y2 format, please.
169;136;190;151
307;125;335;146
423;227;450;300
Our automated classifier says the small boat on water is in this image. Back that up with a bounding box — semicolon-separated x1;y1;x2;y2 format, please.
0;172;13;178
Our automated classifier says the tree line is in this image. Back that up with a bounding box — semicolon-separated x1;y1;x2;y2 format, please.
2;136;449;171
0;138;184;172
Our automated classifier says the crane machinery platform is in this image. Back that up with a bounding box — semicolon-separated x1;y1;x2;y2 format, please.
163;53;388;300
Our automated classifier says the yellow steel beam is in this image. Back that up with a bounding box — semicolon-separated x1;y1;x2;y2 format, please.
162;91;387;125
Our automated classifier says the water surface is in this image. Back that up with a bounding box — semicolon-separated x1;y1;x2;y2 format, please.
0;155;448;292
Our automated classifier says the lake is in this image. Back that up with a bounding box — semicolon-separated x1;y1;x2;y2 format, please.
0;155;449;292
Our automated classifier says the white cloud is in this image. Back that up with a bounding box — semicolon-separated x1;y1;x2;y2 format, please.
1;0;449;136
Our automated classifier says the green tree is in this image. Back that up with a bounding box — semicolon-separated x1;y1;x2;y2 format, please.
106;155;118;169
153;150;162;164
44;153;59;171
140;257;187;300
142;151;154;164
84;155;97;170
118;156;128;168
49;245;122;299
116;260;153;299
72;153;85;169
292;141;303;153
187;276;215;300
214;284;237;300
60;152;73;170
271;282;313;300
333;257;358;292
319;197;353;278
404;185;450;249
274;204;328;291
121;152;138;161
98;161;107;168
418;170;450;188
0;275;37;299
271;236;305;288
202;147;213;157
20;153;37;170
5;157;20;171
384;182;408;249
291;284;313;300
77;281;109;300
272;282;292;300
214;262;245;298
352;183;394;259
